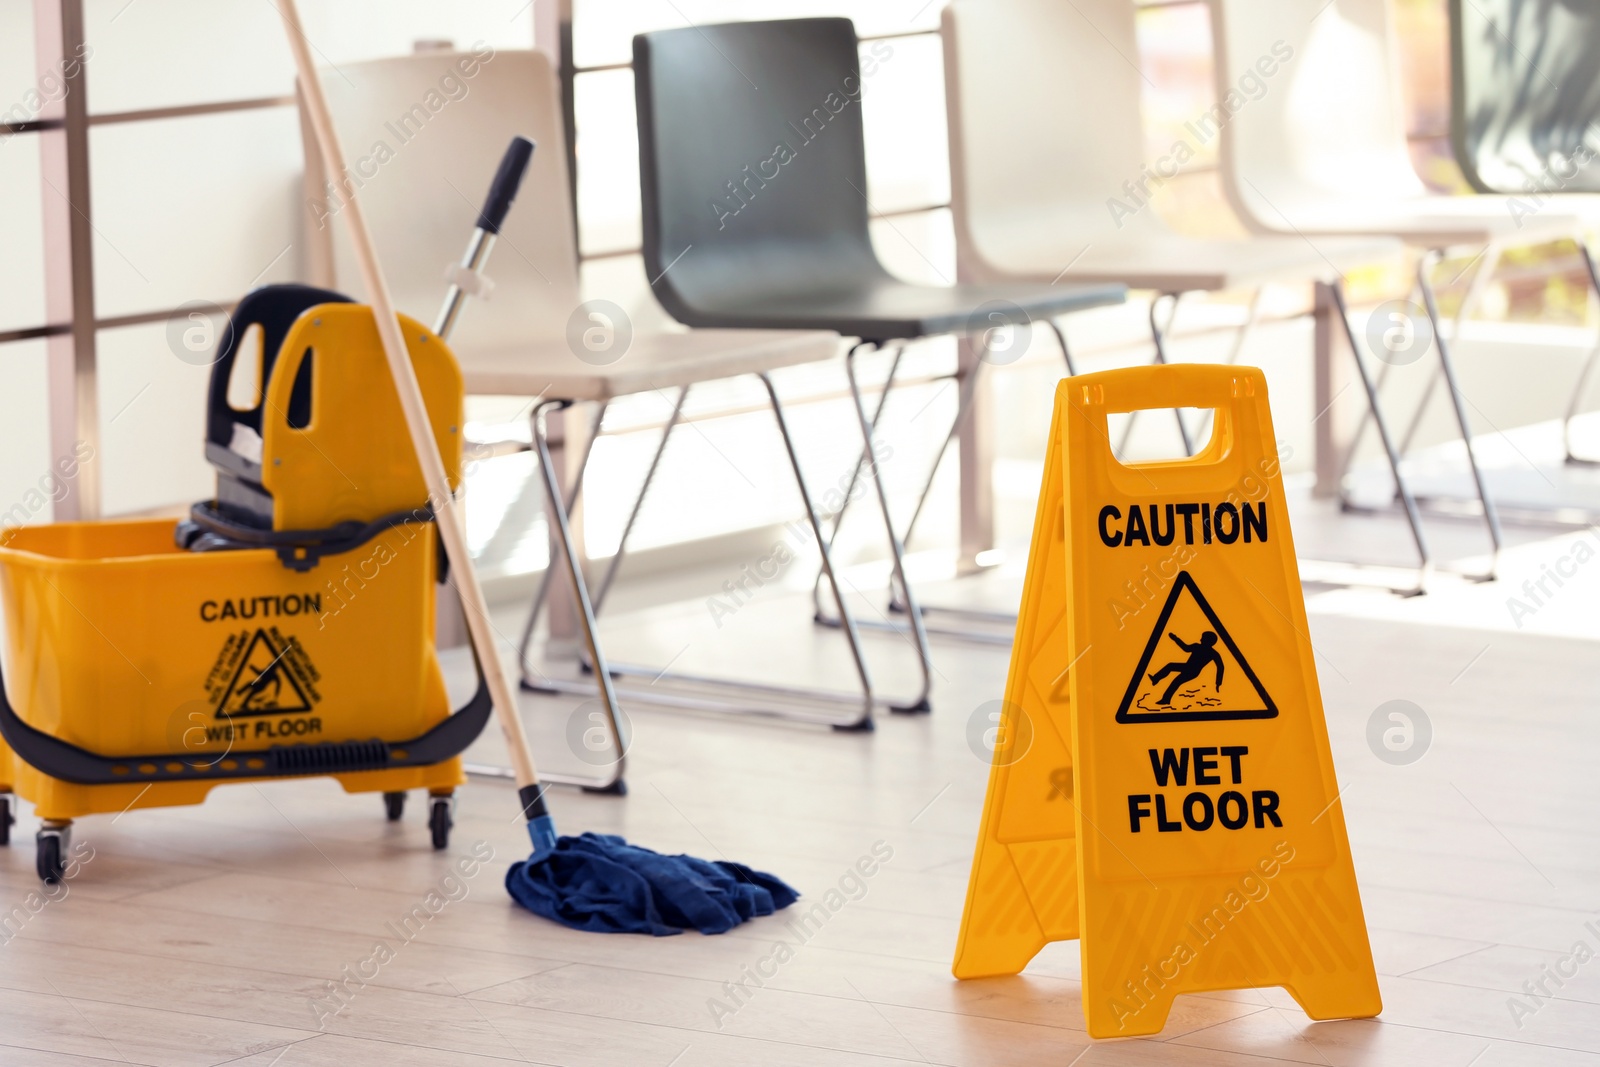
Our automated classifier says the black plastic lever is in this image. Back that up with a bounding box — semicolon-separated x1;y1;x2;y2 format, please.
475;136;535;235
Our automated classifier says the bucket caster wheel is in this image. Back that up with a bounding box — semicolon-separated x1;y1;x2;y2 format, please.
0;793;13;847
37;823;70;884
383;791;407;822
428;795;454;851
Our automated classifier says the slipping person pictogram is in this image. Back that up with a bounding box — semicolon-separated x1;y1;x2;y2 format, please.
1115;572;1276;724
240;658;286;712
214;629;315;717
1148;630;1223;706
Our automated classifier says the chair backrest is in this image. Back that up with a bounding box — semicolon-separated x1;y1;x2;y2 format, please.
306;49;580;354
1450;0;1600;195
633;17;890;323
1207;0;1426;227
943;0;1159;258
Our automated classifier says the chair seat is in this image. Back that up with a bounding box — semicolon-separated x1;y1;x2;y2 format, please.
1246;192;1588;247
672;277;1126;342
966;227;1400;291
458;328;840;401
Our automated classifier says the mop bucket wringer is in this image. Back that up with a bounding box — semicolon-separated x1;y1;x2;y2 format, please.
0;285;492;880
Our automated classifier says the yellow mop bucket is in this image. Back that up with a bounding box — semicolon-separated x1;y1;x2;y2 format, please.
0;288;490;880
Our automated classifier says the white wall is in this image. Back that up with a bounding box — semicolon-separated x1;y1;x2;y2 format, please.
0;1;536;522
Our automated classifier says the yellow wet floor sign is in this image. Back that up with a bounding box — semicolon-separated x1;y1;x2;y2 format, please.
954;364;1380;1038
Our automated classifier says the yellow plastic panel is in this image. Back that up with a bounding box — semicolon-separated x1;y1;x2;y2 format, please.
260;304;463;531
0;518;458;819
952;395;1078;979
954;364;1380;1039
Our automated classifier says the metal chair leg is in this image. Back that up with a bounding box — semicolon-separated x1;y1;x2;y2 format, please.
1396;242;1502;460
870;319;1078;640
593;385;689;615
821;342;907;547
460;399;622;794
866;319;1079;645
519;382;880;727
763;373;877;727
1118;291;1193;458
843;344;935;714
1049;317;1080;376
1192;286;1263;444
1564;241;1600;465
1414;250;1500;580
884;318;1085;642
1328;280;1432;595
516;400;608;678
898;336;990;553
1339;246;1496;507
498;399;627;794
889;334;1011;639
531;376;880;729
816;335;1014;643
1338;239;1600;530
515;386;681;668
809;343;906;624
1334;278;1416;502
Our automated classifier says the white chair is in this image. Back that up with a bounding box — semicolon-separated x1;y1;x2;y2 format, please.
942;0;1429;587
306;50;882;758
1208;0;1599;580
1449;0;1600;465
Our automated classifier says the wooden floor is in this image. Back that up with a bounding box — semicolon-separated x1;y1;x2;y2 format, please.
2;495;1598;1066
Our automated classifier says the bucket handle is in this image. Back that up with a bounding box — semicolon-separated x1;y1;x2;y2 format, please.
0;651;491;786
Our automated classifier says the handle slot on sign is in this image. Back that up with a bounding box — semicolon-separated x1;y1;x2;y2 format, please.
1108;406;1219;466
1081;366;1260;475
955;362;1379;1039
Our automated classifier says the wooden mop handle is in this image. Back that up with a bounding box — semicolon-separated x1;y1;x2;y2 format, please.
275;1;552;834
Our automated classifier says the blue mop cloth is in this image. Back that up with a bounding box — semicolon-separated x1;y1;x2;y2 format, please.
505;832;799;935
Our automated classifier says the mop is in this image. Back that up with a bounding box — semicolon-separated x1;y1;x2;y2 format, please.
275;1;796;935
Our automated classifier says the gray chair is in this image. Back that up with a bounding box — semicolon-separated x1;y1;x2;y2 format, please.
633;16;1127;696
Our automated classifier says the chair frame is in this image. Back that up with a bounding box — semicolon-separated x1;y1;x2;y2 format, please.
1447;0;1600;467
513;382;889;732
936;0;1430;594
1210;0;1600;581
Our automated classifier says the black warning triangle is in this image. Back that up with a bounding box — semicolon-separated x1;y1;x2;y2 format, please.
1115;571;1277;724
216;629;312;718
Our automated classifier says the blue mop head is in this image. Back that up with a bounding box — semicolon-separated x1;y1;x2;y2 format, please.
505;832;799;935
